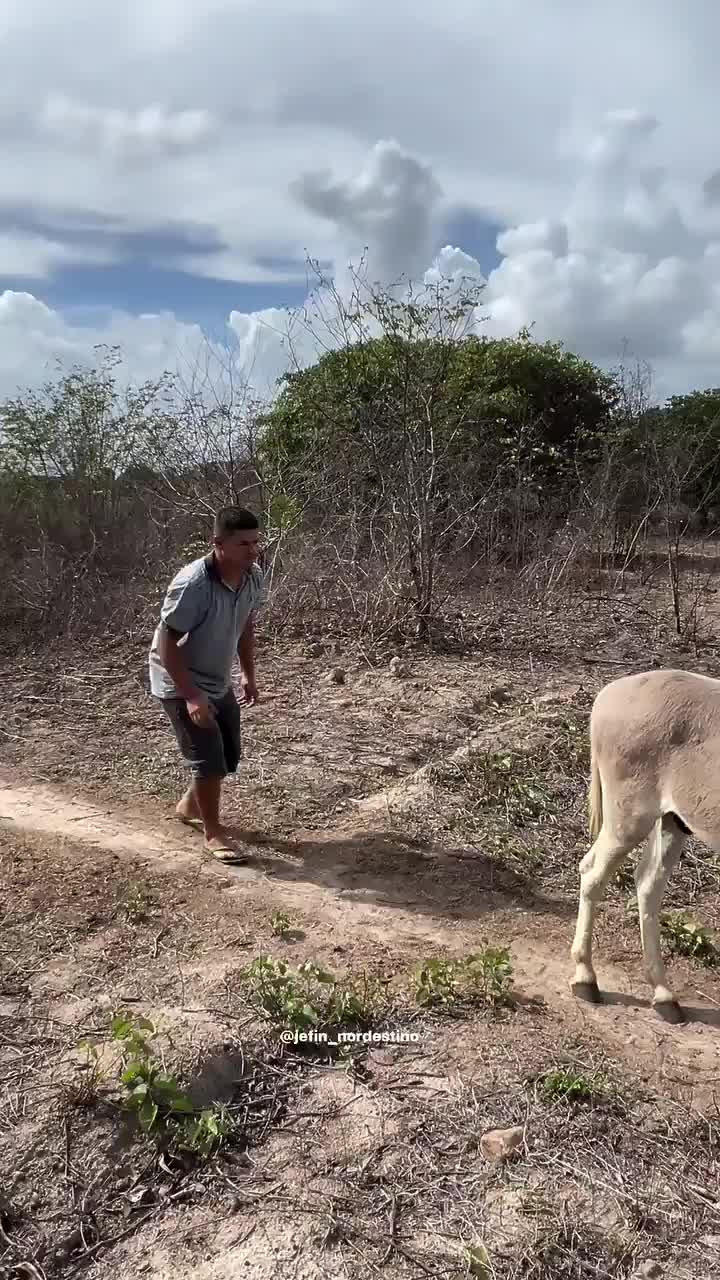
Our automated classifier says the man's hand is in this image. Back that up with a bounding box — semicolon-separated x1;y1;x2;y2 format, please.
240;675;259;706
186;694;215;727
237;615;259;706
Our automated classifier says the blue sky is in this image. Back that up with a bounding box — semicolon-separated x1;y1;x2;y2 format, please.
2;262;310;330
0;203;306;328
0;201;503;334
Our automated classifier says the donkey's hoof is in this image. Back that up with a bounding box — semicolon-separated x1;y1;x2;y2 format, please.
653;999;685;1025
571;980;602;1005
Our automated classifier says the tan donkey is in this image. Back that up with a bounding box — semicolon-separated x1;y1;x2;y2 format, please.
571;667;720;1023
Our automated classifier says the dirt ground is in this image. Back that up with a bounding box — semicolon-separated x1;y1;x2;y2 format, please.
3;574;720;1279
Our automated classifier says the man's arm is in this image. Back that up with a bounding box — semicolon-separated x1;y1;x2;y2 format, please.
237;613;256;683
157;627;204;702
237;567;266;703
156;570;213;722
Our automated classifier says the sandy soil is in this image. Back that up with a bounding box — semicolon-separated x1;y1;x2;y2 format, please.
3;582;720;1278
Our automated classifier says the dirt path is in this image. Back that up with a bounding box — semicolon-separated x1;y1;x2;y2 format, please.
3;770;720;1103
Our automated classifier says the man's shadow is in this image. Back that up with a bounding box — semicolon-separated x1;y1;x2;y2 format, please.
222;822;577;926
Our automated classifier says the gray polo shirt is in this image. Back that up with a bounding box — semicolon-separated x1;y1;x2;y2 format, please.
148;553;268;700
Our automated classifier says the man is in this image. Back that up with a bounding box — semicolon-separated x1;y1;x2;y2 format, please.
148;506;268;861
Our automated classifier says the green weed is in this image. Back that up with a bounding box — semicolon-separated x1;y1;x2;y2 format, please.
414;947;514;1010
239;955;390;1034
109;1012;236;1158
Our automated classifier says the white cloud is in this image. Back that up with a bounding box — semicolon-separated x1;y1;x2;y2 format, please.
0;0;714;270
0;292;211;390
291;139;442;290
0;1;719;400
39;95;216;160
424;245;486;290
0;232;116;277
480;108;719;378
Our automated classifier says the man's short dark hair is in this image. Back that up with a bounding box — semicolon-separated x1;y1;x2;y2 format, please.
213;506;259;539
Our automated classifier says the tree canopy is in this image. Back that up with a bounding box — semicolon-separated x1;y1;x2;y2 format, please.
257;328;618;493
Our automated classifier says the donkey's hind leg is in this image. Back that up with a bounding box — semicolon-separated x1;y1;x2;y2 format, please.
570;825;643;1003
635;815;687;1024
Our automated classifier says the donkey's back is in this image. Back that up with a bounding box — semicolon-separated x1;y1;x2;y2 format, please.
592;667;720;757
590;667;720;842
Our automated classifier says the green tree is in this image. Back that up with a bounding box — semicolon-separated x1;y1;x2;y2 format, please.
0;344;176;548
257;269;616;635
651;389;720;515
259;325;617;498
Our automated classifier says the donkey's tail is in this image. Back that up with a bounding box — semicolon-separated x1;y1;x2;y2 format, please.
588;739;603;841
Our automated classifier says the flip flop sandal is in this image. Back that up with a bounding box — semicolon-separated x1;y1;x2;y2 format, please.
175;814;203;830
203;840;249;863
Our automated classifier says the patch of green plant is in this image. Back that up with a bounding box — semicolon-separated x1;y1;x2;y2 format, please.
659;911;719;965
414;946;514;1010
625;899;720;966
537;1065;607;1104
550;716;591;772
123;883;155;924
465;1242;492;1279
239;955;390;1034
467;750;555;827
483;829;544;870
270;910;292;937
108;1012;237;1157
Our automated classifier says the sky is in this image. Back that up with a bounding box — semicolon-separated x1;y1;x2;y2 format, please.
1;0;720;405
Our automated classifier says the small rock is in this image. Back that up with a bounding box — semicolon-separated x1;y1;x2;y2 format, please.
330;668;346;684
480;1125;524;1162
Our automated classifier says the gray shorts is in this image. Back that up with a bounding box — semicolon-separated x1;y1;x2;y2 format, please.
161;687;241;780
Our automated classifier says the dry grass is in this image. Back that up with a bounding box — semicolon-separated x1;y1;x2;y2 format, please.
4;559;720;1277
4;861;719;1280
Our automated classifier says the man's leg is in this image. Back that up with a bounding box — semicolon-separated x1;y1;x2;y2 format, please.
160;698;241;858
201;689;242;841
176;785;201;821
215;688;242;776
177;778;231;842
191;776;224;841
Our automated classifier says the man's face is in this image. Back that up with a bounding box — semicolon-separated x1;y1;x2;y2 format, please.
214;528;260;571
